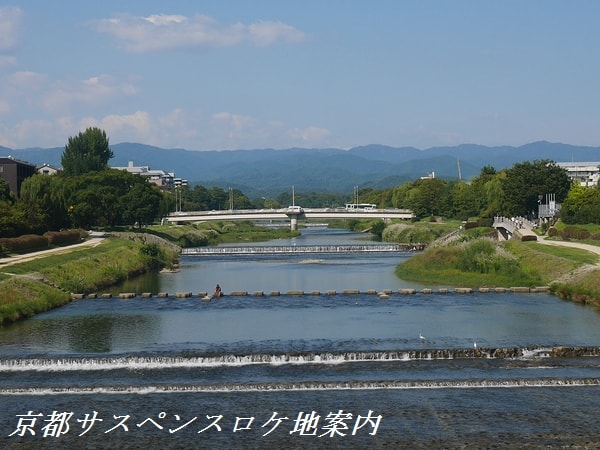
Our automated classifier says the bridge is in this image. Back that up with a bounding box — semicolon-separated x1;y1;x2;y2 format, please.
182;243;424;256
492;216;537;241
165;207;415;230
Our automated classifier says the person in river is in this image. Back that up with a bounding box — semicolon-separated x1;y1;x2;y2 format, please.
214;284;222;298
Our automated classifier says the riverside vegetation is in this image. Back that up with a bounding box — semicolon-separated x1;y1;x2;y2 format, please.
0;222;299;325
390;220;600;307
2;218;600;325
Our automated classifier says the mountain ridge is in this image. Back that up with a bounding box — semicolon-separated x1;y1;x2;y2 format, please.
3;141;599;197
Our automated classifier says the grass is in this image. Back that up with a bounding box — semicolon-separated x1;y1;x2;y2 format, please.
0;236;179;325
395;226;600;305
0;278;69;325
145;222;300;245
396;240;543;288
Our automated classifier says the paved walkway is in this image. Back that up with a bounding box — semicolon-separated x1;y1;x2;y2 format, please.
0;237;104;269
536;236;600;258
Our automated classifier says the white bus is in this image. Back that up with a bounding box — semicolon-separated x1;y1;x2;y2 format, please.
345;203;377;211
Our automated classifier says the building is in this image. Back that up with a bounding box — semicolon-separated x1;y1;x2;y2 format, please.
37;163;61;176
556;162;600;187
112;161;187;190
0;156;37;198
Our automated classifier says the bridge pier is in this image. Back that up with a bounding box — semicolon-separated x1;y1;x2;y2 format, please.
285;211;303;231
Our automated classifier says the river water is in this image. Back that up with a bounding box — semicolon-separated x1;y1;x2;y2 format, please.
1;227;600;448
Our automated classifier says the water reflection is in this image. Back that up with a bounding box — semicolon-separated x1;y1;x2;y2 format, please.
0;313;160;355
114;228;429;294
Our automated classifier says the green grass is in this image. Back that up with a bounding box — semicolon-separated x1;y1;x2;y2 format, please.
145;222;300;245
396;240;543;288
1;238;137;276
0;278;69;325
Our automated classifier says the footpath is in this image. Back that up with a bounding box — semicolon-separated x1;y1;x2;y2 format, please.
537;236;600;258
0;236;104;269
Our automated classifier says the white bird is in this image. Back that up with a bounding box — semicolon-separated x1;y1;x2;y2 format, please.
474;341;477;349
419;333;425;341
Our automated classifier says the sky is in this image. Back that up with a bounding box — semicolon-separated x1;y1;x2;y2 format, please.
1;1;600;151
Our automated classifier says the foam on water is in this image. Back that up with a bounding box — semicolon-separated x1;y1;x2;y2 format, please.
1;346;598;373
2;377;600;396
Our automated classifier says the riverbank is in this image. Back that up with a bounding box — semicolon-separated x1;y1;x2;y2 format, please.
0;223;302;325
395;230;600;307
0;234;178;325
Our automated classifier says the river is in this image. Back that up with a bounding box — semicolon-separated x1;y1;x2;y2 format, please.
1;227;600;448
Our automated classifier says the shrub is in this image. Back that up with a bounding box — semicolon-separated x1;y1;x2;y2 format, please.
477;217;493;228
0;234;48;252
521;235;537;242
177;231;209;248
560;226;591;240
44;229;83;246
139;243;168;271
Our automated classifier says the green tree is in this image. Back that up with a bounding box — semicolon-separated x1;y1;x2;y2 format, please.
501;160;570;217
395;178;448;219
0;178;13;203
18;174;70;232
449;180;478;221
61;127;113;176
560;184;600;224
121;182;162;227
67;169;161;228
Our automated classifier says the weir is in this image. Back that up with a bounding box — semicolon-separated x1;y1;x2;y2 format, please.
2;346;600;373
182;243;424;255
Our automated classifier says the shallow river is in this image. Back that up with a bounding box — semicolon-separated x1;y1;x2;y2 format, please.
1;228;600;448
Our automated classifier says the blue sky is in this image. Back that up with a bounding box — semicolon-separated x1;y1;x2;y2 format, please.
1;1;599;151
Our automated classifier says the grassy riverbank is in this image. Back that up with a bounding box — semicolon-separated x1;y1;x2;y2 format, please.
395;228;600;306
144;221;300;246
0;222;297;325
0;236;177;325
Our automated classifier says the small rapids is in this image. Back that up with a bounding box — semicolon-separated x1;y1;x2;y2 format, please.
1;346;599;373
2;377;600;396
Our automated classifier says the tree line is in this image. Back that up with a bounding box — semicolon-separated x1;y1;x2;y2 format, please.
1;127;599;239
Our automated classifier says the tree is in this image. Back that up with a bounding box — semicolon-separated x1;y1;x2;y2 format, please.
61;127;113;176
18;174;71;232
0;178;13;203
501;160;571;217
560;184;600;224
121;182;162;228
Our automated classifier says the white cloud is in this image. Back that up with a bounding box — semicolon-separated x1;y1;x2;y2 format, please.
0;6;21;51
41;74;138;113
289;126;331;142
247;21;306;47
212;111;255;131
8;71;48;89
93;13;306;53
82;111;152;137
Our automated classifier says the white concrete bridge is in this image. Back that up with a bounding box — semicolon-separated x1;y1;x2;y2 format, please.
165;207;415;230
492;216;537;241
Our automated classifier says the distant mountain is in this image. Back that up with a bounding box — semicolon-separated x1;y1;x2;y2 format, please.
3;141;600;197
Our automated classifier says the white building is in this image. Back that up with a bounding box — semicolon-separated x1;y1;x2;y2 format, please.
556;162;600;187
112;161;187;190
37;163;61;176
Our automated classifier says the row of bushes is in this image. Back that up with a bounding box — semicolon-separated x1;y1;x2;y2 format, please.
0;230;84;254
547;226;600;241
